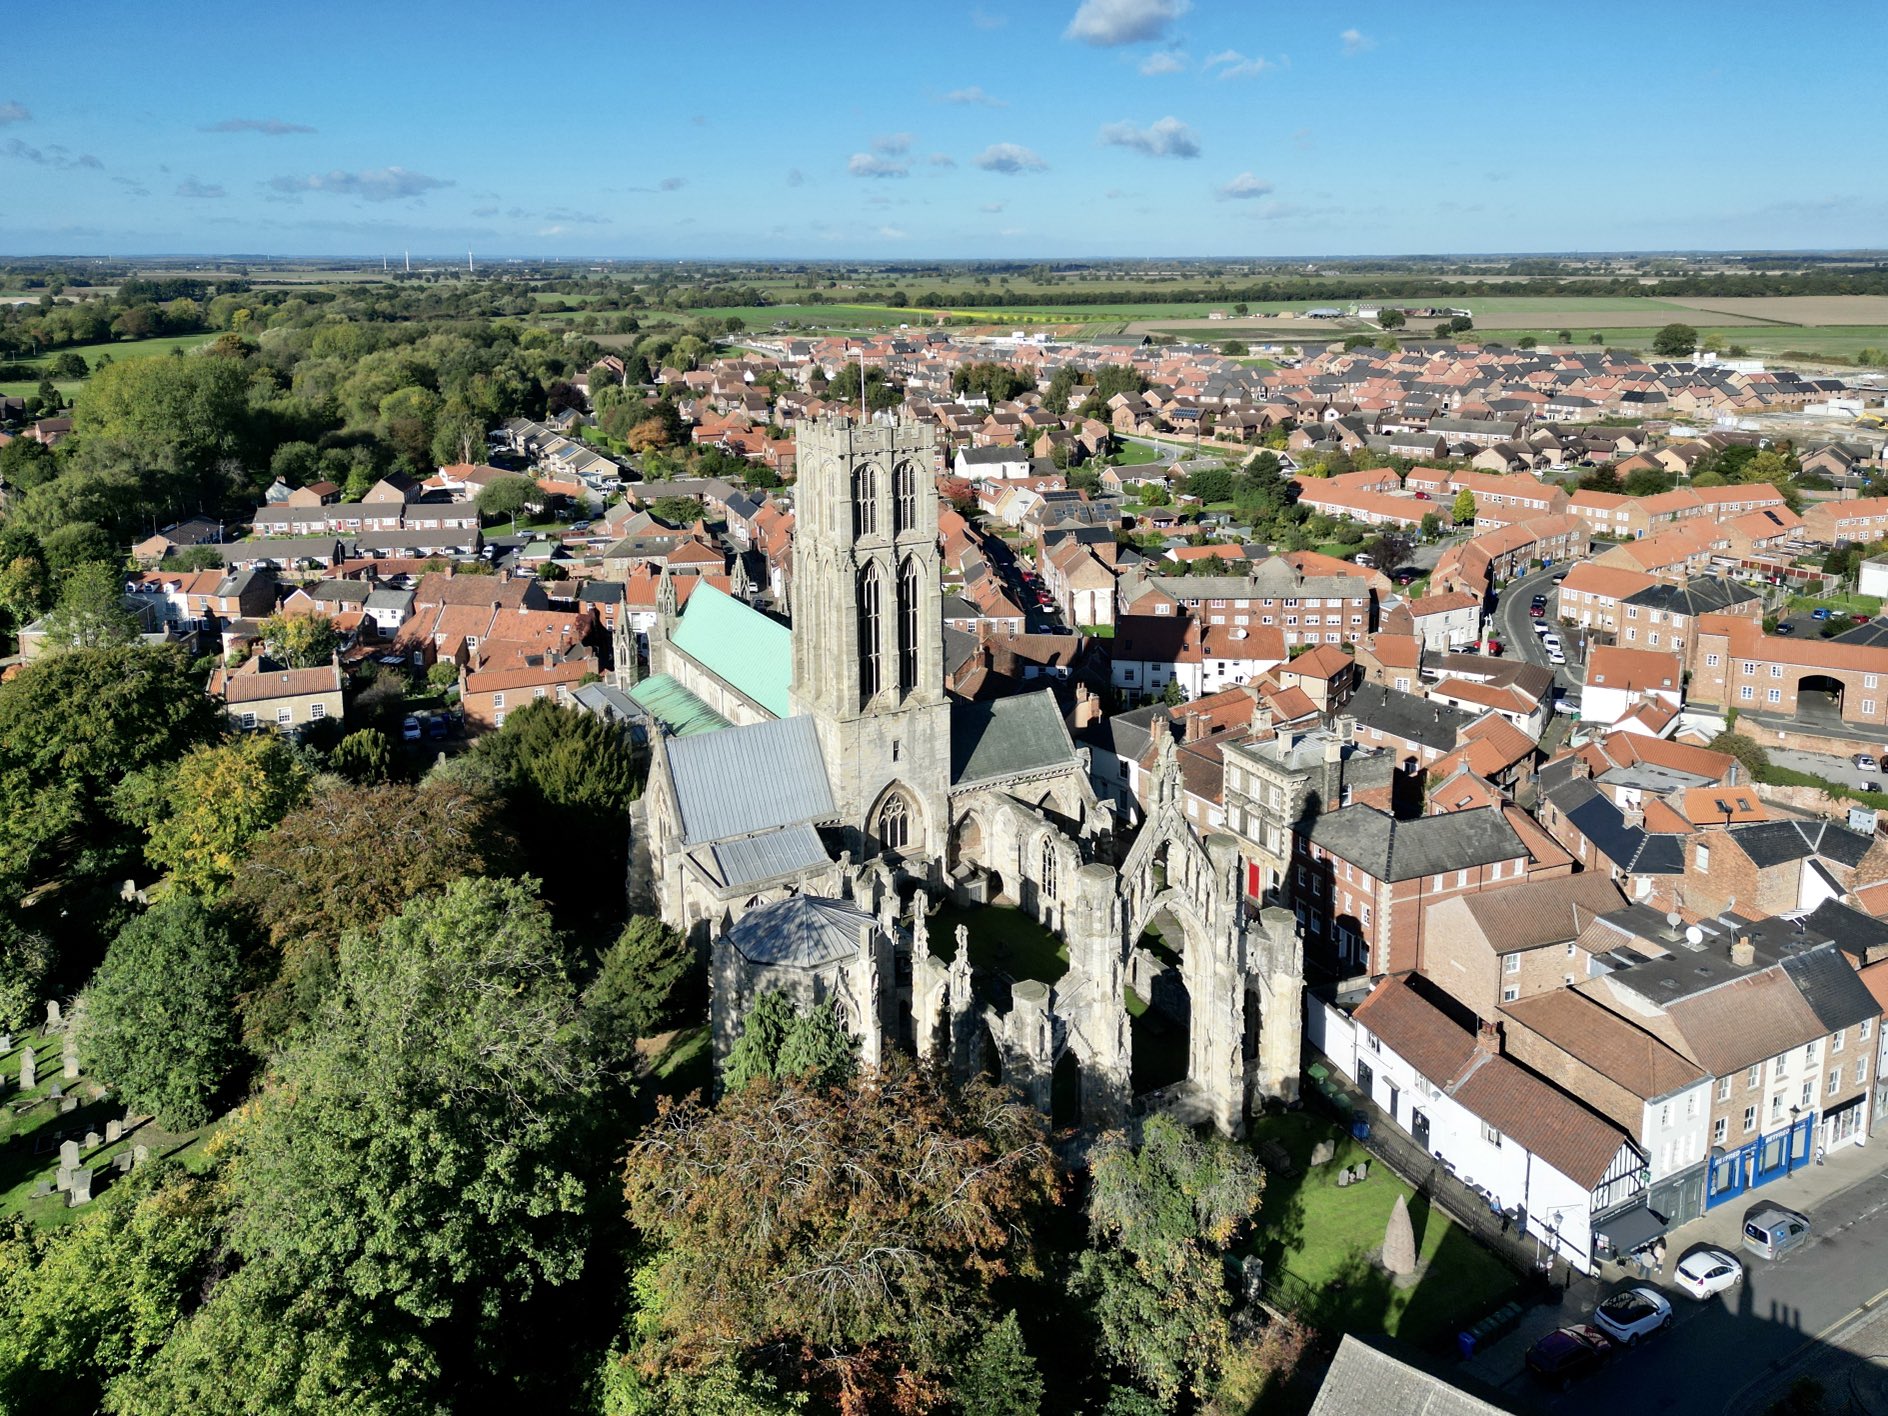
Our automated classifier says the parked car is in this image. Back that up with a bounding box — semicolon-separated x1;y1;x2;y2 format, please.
401;716;422;741
1812;607;1832;621
1392;567;1419;585
1592;1287;1672;1346
1529;604;1546;618
1526;1325;1615;1388
1855;613;1875;625
1552;570;1568;582
1482;639;1503;656
1540;633;1562;650
1776;620;1795;634
1547;649;1567;666
1743;1205;1811;1261
425;713;450;740
1673;1248;1743;1300
1853;754;1878;771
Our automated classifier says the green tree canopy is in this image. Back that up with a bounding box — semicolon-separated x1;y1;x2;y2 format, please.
1652;322;1700;357
81;896;242;1128
1450;487;1477;523
953;1312;1044;1416
42;561;140;650
260;611;341;668
140;735;311;897
583;915;692;1063
474;474;535;523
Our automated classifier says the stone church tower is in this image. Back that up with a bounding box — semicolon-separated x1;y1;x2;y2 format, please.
788;416;951;865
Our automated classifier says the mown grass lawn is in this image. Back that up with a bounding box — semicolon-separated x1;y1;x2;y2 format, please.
1243;1110;1519;1348
931;902;1069;985
1111;441;1163;466
1787;591;1883;618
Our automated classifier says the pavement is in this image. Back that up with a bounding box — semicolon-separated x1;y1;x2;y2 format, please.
1459;1137;1888;1414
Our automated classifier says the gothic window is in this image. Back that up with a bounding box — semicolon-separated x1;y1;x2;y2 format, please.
1041;837;1057;899
858;563;883;702
852;462;879;539
893;460;918;536
878;794;910;851
896;557;921;695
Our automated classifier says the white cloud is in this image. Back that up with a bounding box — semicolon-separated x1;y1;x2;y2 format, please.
1204;48;1274;78
0;101;30;125
872;132;913;155
202;117;315;135
943;85;1007;107
267;166;452;201
1139;50;1186;74
1216;171;1274;200
878;225;909;239
1098;115;1200;159
974;142;1047;174
1340;27;1374;55
1065;0;1189;46
848;152;909;178
538;224;568;236
928;153;957;167
176;177;225;199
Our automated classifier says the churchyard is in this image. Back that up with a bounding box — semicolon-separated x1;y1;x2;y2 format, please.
1242;1110;1519;1350
0;1007;201;1229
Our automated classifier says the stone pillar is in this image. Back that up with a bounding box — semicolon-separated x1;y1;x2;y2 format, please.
1251;906;1305;1106
19;1045;34;1092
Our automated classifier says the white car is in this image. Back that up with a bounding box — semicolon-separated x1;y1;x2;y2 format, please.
1540;633;1562;650
1592;1286;1672;1345
1533;622;1553;637
1673;1248;1743;1300
1547;650;1567;666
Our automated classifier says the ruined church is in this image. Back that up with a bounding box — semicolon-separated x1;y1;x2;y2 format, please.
633;414;1304;1134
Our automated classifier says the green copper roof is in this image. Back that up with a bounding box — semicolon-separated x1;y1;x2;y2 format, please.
628;674;729;737
671;582;792;718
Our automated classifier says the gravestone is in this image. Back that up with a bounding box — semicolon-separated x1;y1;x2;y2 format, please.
45;1000;61;1029
55;1164;74;1193
48;1083;62;1100
31;1180;52;1199
132;1143;150;1167
0;1032;10;1054
1310;1139;1337;1167
59;1139;80;1170
1336;1167;1352;1187
62;1036;78;1080
68;1168;92;1206
114;1152;134;1174
59;1097;76;1113
105;1119;123;1144
1354;1159;1369;1181
82;1130;101;1151
19;1047;34;1091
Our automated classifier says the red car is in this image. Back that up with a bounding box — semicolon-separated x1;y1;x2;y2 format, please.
1529;604;1545;618
1856;613;1874;625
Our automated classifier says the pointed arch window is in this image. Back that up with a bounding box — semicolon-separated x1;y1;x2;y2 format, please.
897;556;921;696
893;460;918;536
852;462;879;539
1041;836;1058;899
878;794;910;852
858;563;883;703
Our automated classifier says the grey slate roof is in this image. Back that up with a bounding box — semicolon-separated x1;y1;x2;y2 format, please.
665;714;835;846
1308;804;1524;882
1542;775;1686;875
723;895;875;968
1781;946;1882;1035
1800;899;1888;965
1621;577;1759;617
1730;819;1871;870
1309;1335;1510;1416
949;690;1079;787
1347;681;1476;754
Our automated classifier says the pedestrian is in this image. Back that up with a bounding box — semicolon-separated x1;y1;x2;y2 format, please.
1653;1239;1667;1273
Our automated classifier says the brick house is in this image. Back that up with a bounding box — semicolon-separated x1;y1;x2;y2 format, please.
1687;612;1888;731
1422;872;1629;1018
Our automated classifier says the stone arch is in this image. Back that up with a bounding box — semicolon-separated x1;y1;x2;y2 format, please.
951;808;988;870
865;780;926;858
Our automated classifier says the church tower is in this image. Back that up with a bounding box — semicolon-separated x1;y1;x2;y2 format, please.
789;415;951;866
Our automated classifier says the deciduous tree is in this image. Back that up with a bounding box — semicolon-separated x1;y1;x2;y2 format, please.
261;611;340;668
142;735;311;897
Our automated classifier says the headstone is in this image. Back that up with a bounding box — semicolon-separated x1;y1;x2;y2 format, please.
1310;1139;1337;1167
62;1036;78;1080
68;1168;92;1206
58;1139;79;1169
48;1083;62;1100
19;1047;34;1091
55;1165;74;1193
0;1032;10;1054
59;1097;76;1113
82;1130;101;1151
45;1000;61;1029
113;1152;133;1174
1354;1159;1369;1181
132;1143;150;1167
1336;1168;1352;1187
31;1180;52;1198
105;1119;122;1144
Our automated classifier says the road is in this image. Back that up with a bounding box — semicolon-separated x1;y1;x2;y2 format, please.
1499;1166;1888;1415
1492;563;1586;697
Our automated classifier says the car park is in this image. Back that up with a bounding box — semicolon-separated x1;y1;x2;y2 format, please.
1812;607;1831;620
1673;1248;1743;1300
1776;620;1795;634
1743;1205;1811;1261
1591;1287;1672;1345
1525;1325;1614;1388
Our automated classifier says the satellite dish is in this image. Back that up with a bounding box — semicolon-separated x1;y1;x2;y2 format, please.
1685;925;1706;946
1665;911;1683;929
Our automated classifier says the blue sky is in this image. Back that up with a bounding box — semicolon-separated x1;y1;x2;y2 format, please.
2;0;1881;258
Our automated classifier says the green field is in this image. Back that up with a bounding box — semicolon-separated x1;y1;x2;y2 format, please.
1;331;220;398
1475;325;1888;364
680;303;932;329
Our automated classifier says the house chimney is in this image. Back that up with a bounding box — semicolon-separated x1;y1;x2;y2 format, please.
1251;703;1275;738
1324;736;1343;765
1731;934;1755;968
1185;711;1208;744
1475;1019;1500;1054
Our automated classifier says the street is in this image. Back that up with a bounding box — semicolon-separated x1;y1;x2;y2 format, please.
1491;563;1586;697
1468;1148;1888;1415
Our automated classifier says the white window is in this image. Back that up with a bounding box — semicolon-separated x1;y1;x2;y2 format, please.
1747;1064;1761;1089
1706;653;1721;668
492;693;505;709
1834;1029;1846;1054
1717;1076;1731;1102
1743;661;1757;675
1802;1080;1815;1109
1503;953;1522;975
1713;1116;1727;1145
1829;1068;1841;1097
1867;701;1879;716
1502;985;1519;1003
1767;689;1782;704
1868;675;1880;690
309;703;326;720
239;712;257;730
276;707;293;725
1740;686;1754;701
1806;1041;1819;1064
494;711;507;728
1863;1019;1874;1042
1774;1053;1789;1078
1696;844;1710;871
533;686;547;700
1859;1058;1869;1085
1481;1122;1503;1147
1456;869;1468;888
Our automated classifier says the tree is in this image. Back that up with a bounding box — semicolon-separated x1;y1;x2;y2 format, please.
621;1062;1055;1404
208;877;602;1395
721;988;797;1092
0;435;58;491
475;474;535;527
650;495;707;526
1578;464;1622;494
82;897;242;1128
1073;1115;1266;1406
1419;511;1441;537
41;561;140;650
1181;467;1234;505
260;611;340;669
1217;340;1247;357
1709;730;1771;782
773;1002;858;1089
1360;528;1414;575
328;728;391;784
583;915;692;1063
1382;1192;1417;1276
0;1165;222;1416
1377;309;1405;330
231;780;516;1044
0;644;222;905
69;351;253;507
0;918;54;1034
142;736;311;897
41;521;119;581
1450;487;1477;524
953;1313;1043;1416
1652;322;1700;357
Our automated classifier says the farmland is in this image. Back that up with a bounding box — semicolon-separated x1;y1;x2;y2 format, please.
0;330;219;398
